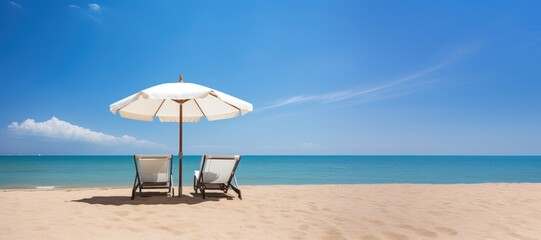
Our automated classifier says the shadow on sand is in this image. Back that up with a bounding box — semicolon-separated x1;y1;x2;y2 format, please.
72;192;235;206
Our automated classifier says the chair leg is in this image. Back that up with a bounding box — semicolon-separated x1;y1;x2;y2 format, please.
167;184;173;197
131;186;137;200
131;174;138;200
231;185;242;200
201;188;206;199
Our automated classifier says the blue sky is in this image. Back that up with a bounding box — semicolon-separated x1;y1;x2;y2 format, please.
1;1;540;155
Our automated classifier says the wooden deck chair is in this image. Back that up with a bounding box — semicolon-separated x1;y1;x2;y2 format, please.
132;154;174;200
193;155;242;199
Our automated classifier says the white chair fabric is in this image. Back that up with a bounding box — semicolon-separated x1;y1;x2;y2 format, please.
135;155;172;183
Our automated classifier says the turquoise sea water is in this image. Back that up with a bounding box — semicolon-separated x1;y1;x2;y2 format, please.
0;155;540;189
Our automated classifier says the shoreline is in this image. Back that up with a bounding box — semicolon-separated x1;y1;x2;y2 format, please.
2;183;541;239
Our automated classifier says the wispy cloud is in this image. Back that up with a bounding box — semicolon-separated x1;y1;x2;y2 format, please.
68;3;104;23
8;117;169;149
260;50;472;111
88;3;101;13
83;3;104;23
9;1;22;8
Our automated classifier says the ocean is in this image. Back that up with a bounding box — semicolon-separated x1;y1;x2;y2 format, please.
0;155;540;189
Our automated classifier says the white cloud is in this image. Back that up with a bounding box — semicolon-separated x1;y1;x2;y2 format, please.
9;1;22;8
8;117;169;149
67;3;102;24
88;3;101;13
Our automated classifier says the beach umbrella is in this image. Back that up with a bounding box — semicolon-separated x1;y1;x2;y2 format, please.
109;74;253;197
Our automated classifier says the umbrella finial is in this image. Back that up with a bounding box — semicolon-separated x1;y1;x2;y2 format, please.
179;74;183;83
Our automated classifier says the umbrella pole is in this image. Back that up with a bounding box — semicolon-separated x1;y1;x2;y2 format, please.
179;103;183;197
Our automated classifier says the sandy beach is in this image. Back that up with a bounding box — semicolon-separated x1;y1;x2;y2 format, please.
1;184;541;239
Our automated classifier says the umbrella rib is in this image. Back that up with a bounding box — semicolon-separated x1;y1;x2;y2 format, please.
193;99;207;117
153;99;166;117
115;93;141;112
208;92;242;111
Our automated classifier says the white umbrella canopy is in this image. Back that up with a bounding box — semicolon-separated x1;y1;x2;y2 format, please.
110;81;252;122
109;75;253;197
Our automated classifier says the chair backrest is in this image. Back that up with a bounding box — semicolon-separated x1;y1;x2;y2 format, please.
199;155;240;184
134;154;173;183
